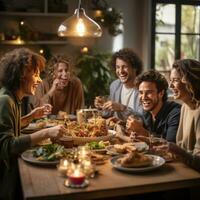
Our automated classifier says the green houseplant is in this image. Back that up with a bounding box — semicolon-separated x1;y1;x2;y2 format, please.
76;52;115;106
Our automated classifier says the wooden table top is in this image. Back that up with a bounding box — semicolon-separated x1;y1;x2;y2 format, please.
18;157;200;200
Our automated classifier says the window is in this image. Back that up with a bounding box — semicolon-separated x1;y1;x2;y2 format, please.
151;0;200;74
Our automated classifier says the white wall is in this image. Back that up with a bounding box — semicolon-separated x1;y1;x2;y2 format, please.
93;0;151;69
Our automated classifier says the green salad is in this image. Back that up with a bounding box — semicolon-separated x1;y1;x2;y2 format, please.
33;144;66;161
85;141;106;150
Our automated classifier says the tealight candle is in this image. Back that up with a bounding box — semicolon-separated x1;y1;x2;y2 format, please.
68;167;85;185
78;146;90;161
82;159;95;178
57;159;70;176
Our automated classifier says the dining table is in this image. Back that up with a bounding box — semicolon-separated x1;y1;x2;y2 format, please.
18;155;200;200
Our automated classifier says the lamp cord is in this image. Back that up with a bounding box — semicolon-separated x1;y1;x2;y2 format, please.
78;0;82;9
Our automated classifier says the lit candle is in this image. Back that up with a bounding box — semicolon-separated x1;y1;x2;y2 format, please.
68;168;85;185
57;159;69;176
82;159;95;178
78;146;90;161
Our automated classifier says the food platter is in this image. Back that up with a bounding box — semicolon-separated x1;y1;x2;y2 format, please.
61;130;116;145
21;150;59;166
110;154;165;173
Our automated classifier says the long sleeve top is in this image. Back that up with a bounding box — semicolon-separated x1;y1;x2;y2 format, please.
143;101;181;142
29;75;84;115
0;87;31;200
174;103;200;171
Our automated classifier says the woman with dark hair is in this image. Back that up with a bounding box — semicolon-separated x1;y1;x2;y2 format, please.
167;59;200;171
30;54;84;115
0;48;66;200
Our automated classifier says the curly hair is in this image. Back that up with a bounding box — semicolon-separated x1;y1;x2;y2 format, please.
172;59;200;105
45;55;71;84
110;48;143;76
135;70;169;102
0;48;45;92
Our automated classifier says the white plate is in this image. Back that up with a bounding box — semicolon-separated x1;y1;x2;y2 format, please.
106;142;149;156
110;154;165;173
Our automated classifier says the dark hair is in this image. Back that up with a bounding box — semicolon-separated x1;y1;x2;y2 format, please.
172;59;200;104
110;48;143;76
45;54;71;84
0;48;45;92
135;70;169;102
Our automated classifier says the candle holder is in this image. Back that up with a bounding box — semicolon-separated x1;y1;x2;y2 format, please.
66;164;89;187
81;158;96;178
57;159;74;176
77;146;90;162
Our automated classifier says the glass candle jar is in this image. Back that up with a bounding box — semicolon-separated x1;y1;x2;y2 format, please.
78;146;90;161
81;158;95;178
57;159;71;176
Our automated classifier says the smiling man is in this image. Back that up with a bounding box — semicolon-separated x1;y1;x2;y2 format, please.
127;70;181;142
95;48;143;120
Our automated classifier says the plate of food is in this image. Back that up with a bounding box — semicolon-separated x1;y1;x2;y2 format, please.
110;152;165;173
90;151;109;165
21;144;66;166
62;129;116;145
21;123;44;134
106;142;149;156
85;141;110;154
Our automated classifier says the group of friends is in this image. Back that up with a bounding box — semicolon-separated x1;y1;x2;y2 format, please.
0;47;200;200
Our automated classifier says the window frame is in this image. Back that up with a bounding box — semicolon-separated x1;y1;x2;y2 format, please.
151;0;200;70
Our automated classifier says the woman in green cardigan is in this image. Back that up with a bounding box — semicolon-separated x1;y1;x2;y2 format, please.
0;48;67;200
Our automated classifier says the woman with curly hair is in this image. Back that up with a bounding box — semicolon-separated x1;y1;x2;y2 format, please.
30;55;84;115
0;48;67;199
167;59;200;171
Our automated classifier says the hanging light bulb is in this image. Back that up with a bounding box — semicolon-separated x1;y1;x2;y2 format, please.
58;0;102;37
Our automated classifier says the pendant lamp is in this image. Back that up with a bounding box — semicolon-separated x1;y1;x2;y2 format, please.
58;0;102;37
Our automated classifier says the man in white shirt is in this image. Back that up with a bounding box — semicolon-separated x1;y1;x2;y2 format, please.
95;48;143;120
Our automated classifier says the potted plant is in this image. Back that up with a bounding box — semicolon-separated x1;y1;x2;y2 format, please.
76;52;115;106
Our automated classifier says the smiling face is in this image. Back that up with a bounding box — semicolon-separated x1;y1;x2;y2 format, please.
54;62;70;90
169;68;190;102
21;68;42;96
115;58;136;87
139;81;164;116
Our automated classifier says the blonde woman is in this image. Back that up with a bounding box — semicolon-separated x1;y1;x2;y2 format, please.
30;55;84;115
